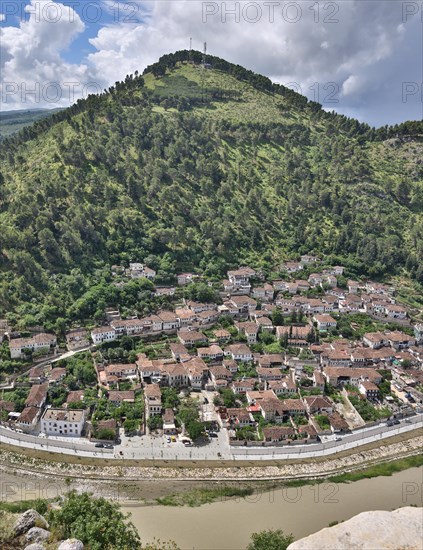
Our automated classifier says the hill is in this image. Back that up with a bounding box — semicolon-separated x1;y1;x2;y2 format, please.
0;50;422;325
0;108;63;140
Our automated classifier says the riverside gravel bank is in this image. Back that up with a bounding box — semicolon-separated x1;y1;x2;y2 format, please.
0;431;422;503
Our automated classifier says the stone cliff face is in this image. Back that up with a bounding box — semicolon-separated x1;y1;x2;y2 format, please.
288;507;423;550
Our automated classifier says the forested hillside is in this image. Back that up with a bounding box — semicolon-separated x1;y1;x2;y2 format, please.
0;50;422;325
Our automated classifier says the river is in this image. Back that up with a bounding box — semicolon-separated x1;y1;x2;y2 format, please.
122;467;423;550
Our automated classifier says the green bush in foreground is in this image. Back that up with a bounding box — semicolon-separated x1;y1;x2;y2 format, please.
47;491;140;550
247;529;294;550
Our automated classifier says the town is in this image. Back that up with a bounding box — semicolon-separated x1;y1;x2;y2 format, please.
0;256;422;458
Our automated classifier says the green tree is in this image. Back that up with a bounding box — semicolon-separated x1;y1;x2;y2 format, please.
95;428;116;440
271;308;284;326
161;387;180;409
124;418;139;434
186;420;205;440
220;388;236;407
147;416;163;431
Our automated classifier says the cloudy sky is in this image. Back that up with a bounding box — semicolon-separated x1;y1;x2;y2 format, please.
1;0;422;126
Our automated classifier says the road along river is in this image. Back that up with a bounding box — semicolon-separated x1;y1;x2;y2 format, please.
122;467;423;550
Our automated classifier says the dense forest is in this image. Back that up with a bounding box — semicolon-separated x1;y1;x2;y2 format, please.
0;50;422;326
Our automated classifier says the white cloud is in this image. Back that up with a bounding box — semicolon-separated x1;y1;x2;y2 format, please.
342;75;363;97
0;0;421;124
0;0;100;109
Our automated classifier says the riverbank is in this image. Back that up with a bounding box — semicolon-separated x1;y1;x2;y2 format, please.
0;430;422;504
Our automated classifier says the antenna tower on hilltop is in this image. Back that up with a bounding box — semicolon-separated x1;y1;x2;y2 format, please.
202;42;207;67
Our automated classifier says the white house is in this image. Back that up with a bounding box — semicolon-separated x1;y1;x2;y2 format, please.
128;263;156;279
227;267;256;287
313;314;337;332
384;304;407;319
224;343;253;362
104;363;138;381
9;333;57;359
41;408;85;437
158;311;180;331
16;407;42;433
91;326;117;345
177;273;196;286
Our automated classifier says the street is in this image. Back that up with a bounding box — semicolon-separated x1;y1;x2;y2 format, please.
0;414;421;462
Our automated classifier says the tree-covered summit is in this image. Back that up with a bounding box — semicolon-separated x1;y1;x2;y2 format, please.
0;51;422;321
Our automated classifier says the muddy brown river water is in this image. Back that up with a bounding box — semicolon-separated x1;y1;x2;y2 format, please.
1;465;422;549
122;467;423;549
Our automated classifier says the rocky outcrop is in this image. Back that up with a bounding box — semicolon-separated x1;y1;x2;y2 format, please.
58;539;84;550
288;507;423;549
14;510;49;536
24;544;46;550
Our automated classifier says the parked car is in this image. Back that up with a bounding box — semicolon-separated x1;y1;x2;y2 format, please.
208;432;218;438
95;443;104;448
104;443;113;449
